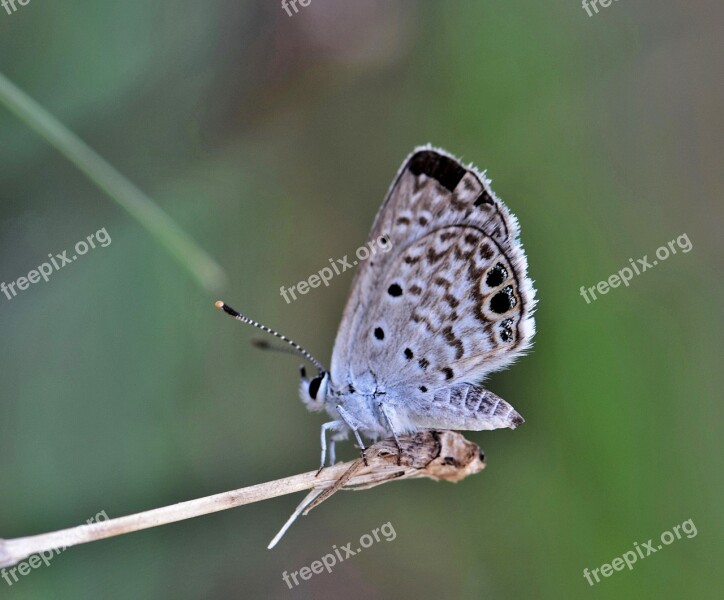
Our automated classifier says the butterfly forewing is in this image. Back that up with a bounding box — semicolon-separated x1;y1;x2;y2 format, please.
330;146;536;396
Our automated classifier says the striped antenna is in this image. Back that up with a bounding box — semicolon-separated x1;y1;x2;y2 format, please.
215;301;326;374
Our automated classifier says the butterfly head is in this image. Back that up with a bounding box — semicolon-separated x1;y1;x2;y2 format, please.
299;366;328;411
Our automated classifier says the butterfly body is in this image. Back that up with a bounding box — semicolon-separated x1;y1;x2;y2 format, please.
298;146;537;465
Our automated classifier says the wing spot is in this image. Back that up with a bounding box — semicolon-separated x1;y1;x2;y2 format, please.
454;245;475;260
387;283;403;297
419;386;428;393
396;217;410;225
404;348;413;360
479;244;493;260
490;286;516;314
408;150;466;192
419;216;429;226
444;293;460;308
409;284;422;295
442;326;464;360
411;311;435;332
486;263;508;288
418;358;430;371
474;191;494;207
500;318;514;342
426;247;447;264
450;195;467;210
374;327;385;340
442;367;454;380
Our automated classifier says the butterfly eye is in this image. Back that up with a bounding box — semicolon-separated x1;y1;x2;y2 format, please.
308;375;323;400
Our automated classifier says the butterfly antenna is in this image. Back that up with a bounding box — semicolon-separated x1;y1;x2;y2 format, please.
215;301;326;374
251;337;304;357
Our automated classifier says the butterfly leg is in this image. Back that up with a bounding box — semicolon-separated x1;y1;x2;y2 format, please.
328;438;337;466
335;404;369;465
378;403;403;466
317;420;344;476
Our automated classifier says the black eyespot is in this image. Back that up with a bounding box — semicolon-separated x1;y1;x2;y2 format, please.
374;327;385;340
308;376;323;400
387;283;403;297
419;386;428;393
486;263;508;288
490;286;516;314
500;318;514;342
404;348;413;360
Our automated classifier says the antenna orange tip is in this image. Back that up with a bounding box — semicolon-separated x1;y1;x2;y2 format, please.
215;300;224;309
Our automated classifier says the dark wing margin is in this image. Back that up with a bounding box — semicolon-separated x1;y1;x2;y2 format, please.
408;150;467;192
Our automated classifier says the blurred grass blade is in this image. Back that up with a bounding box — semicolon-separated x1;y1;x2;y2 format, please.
0;71;226;293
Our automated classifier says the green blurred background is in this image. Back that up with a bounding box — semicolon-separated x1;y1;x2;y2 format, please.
0;1;721;598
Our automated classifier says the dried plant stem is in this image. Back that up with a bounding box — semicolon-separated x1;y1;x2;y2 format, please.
0;431;484;567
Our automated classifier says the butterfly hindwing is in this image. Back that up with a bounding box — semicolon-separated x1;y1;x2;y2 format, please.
330;146;536;400
354;225;531;396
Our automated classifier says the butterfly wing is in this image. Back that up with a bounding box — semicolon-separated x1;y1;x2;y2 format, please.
330;146;536;404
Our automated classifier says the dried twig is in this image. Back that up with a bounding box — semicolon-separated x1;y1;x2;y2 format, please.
0;431;484;566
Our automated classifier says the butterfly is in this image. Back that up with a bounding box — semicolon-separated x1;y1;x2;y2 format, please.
217;146;536;470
